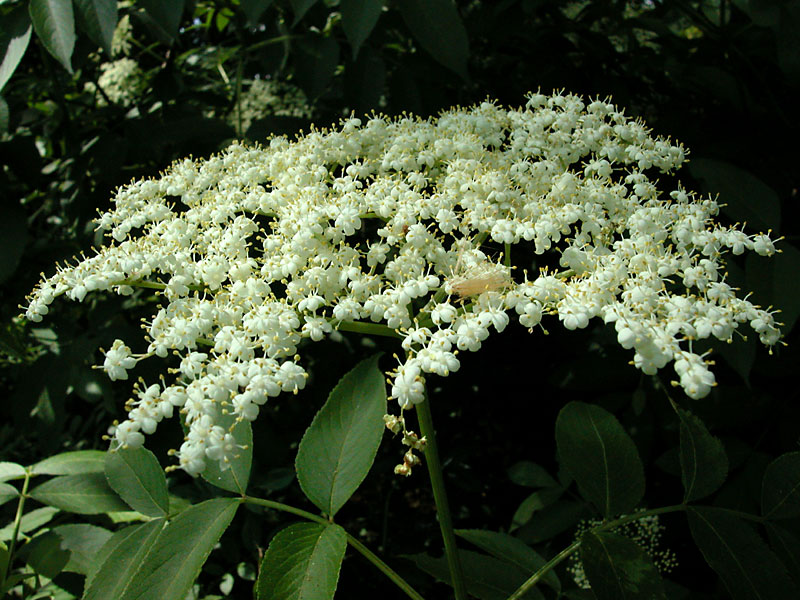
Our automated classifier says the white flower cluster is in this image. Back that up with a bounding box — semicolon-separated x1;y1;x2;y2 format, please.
231;78;314;132
87;58;147;107
111;14;133;57
568;512;678;589
25;92;781;474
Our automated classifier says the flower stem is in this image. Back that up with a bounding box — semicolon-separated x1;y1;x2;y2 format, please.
416;392;467;600
242;496;426;600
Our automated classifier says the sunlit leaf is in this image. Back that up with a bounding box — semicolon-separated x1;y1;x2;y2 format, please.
296;354;385;517
256;522;347;600
105;447;169;517
29;0;75;73
29;472;129;514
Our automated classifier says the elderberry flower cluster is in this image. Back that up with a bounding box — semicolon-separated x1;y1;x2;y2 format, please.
86;57;147;107
231;78;314;132
25;92;782;475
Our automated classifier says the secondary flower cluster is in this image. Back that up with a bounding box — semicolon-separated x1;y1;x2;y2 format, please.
85;57;148;107
25;92;781;474
231;78;314;132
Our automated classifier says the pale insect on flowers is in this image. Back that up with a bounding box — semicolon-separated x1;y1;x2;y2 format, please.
24;91;783;476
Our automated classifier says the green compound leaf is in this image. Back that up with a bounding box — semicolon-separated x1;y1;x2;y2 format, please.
555;402;644;518
256;522;347;600
32;449;106;476
341;0;382;58
119;498;239;600
398;0;469;78
579;530;667;600
240;0;275;25
84;519;164;600
201;415;253;495
677;408;728;502
105;447;169;517
29;0;76;73
73;0;117;55
409;548;545;600
687;506;799;600
761;451;800;520
0;6;32;92
29;472;129;514
456;529;560;593
296;354;386;517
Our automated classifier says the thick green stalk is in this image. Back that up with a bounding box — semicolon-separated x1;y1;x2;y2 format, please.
242;496;425;600
416;393;467;600
3;470;31;583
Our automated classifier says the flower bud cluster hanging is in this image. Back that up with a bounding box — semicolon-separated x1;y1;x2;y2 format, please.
25;92;781;475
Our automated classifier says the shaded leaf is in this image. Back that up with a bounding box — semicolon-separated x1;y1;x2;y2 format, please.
29;472;129;514
294;35;340;99
139;0;184;41
74;0;117;55
761;451;800;519
0;203;28;284
341;0;382;58
516;501;591;544
399;0;469;78
19;531;69;579
256;522;347;600
556;402;645;518
201;416;252;495
105;447;169;517
29;0;75;72
511;488;564;530
677;408;728;502
765;522;800;587
579;530;667;599
508;461;559;488
456;529;560;592
33;450;105;476
687;506;798;600
50;523;112;575
296;354;385;517
84;519;164;600
289;0;317;24
0;6;32;92
240;0;275;25
689;158;780;232
409;549;544;600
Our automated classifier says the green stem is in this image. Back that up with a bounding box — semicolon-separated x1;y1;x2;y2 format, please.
416;391;467;600
507;539;581;600
242;496;425;600
507;504;687;600
334;320;402;339
3;470;31;583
